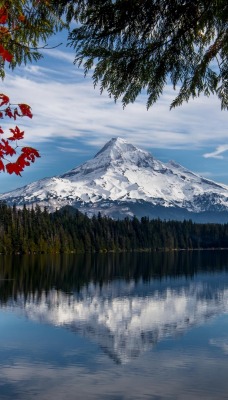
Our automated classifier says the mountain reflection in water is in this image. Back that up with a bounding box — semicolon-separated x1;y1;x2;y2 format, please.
1;250;228;364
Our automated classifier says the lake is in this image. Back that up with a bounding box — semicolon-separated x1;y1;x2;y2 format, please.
0;250;228;399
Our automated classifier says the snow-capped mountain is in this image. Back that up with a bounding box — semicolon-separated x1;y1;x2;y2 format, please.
1;137;228;222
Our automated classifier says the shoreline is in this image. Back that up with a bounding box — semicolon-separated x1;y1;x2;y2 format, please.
1;247;228;256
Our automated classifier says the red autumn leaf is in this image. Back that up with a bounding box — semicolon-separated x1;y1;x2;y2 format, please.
0;26;9;34
5;106;13;118
0;45;13;62
3;50;13;62
0;159;5;171
0;93;9;107
18;14;26;22
0;15;7;24
13;108;20;120
16;153;30;168
0;94;39;176
22;146;40;162
18;104;33;118
8;126;24;141
6;162;23;175
23;147;40;157
0;139;16;156
0;7;7;24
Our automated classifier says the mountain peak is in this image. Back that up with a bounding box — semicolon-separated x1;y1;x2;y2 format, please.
93;137;157;170
94;137;138;160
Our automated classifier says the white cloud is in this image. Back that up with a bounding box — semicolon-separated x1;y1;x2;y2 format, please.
203;145;228;159
57;146;91;153
1;68;227;152
1;47;228;192
210;338;228;354
43;48;76;63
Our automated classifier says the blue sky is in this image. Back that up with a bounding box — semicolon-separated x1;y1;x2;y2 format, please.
0;29;227;194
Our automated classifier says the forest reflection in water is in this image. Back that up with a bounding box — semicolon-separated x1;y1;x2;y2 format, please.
0;250;228;399
1;250;228;302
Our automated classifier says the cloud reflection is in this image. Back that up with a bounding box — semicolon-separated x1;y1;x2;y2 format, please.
4;279;228;364
210;338;228;355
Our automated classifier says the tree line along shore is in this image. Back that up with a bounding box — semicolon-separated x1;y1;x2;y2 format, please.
0;202;228;255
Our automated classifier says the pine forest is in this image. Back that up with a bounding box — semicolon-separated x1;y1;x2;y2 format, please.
0;202;228;255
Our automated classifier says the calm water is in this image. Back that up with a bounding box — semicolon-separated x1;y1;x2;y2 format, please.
0;251;228;399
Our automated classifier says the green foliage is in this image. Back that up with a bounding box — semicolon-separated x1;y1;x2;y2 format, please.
54;0;228;109
0;202;228;254
0;0;64;79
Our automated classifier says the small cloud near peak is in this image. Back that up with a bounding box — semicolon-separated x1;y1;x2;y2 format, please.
203;144;228;159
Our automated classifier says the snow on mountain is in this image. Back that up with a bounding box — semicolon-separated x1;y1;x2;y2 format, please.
0;137;228;221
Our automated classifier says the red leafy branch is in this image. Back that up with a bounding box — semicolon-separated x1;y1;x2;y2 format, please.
0;7;8;25
0;6;13;62
0;8;40;176
0;93;40;176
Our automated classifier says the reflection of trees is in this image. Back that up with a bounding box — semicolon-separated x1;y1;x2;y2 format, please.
0;250;228;304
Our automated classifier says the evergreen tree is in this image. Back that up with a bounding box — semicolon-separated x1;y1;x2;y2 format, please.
54;0;228;110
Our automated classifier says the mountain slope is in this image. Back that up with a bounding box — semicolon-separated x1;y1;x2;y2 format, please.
0;137;228;222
